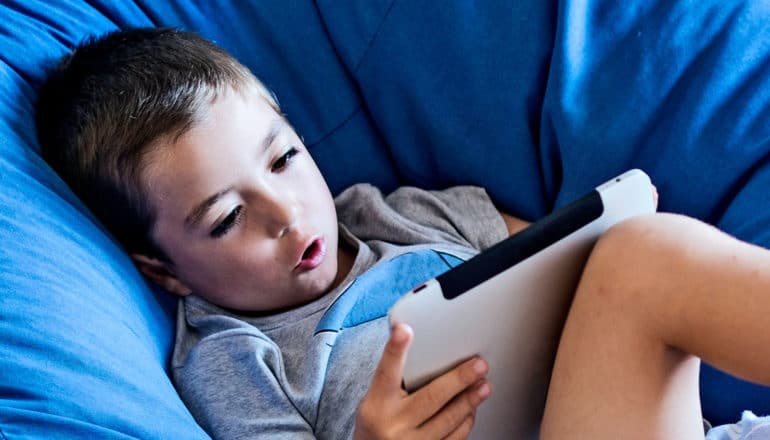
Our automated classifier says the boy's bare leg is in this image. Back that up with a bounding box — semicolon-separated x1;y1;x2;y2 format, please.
541;213;770;439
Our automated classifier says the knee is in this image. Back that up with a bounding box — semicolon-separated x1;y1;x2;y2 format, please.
582;213;665;289
576;213;709;310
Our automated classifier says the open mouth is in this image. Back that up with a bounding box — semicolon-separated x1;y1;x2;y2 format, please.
296;237;326;271
302;240;320;260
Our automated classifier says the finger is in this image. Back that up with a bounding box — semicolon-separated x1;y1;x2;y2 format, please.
652;184;659;209
441;414;475;440
406;357;489;424
420;380;490;439
368;323;413;395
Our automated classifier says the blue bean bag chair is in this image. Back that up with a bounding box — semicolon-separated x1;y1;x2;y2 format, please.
2;1;770;437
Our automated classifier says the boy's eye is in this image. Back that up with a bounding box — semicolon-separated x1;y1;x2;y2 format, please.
210;205;243;238
271;147;299;172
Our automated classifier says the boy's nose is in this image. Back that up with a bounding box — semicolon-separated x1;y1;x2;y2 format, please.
259;193;299;238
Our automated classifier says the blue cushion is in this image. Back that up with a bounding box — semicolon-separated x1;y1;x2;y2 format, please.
3;0;770;436
318;0;558;219
0;2;209;438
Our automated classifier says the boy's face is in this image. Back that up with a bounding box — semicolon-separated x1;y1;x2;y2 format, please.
139;86;343;312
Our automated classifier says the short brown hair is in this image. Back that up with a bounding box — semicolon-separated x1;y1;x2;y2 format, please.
36;27;279;256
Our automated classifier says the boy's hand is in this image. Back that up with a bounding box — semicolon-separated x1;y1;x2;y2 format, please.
353;324;491;440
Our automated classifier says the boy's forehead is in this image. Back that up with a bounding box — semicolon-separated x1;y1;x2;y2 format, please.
140;88;286;209
151;84;281;156
213;84;284;127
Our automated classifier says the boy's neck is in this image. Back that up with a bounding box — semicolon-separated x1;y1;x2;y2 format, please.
331;242;356;291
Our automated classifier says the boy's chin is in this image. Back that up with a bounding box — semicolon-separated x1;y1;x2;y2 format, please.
298;267;337;299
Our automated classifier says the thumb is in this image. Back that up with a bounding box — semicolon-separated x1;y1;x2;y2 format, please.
369;323;413;395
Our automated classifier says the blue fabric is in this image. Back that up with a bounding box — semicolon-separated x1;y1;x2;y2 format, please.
2;0;770;437
0;3;209;438
318;0;558;218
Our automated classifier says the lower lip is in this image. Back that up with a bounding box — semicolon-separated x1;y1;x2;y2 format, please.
297;238;327;271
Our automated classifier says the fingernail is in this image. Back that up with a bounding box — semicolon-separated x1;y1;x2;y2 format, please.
473;359;488;375
391;327;405;343
391;324;411;344
477;382;491;399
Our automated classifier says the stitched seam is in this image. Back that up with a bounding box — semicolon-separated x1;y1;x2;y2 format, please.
352;0;397;74
311;0;407;183
306;105;361;148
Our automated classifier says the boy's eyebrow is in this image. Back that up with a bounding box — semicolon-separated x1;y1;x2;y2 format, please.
262;120;282;152
185;186;235;231
184;120;284;231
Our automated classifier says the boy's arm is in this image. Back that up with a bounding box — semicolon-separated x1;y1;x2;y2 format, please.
499;211;530;235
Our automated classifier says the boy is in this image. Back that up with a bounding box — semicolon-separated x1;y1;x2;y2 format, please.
37;27;770;440
36;27;527;439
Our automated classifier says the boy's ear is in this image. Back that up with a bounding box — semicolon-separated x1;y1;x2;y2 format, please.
130;253;193;297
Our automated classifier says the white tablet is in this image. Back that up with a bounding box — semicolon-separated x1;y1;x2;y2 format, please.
387;169;656;439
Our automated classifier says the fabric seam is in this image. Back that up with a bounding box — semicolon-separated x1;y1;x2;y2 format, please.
352;0;397;74
307;105;362;148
